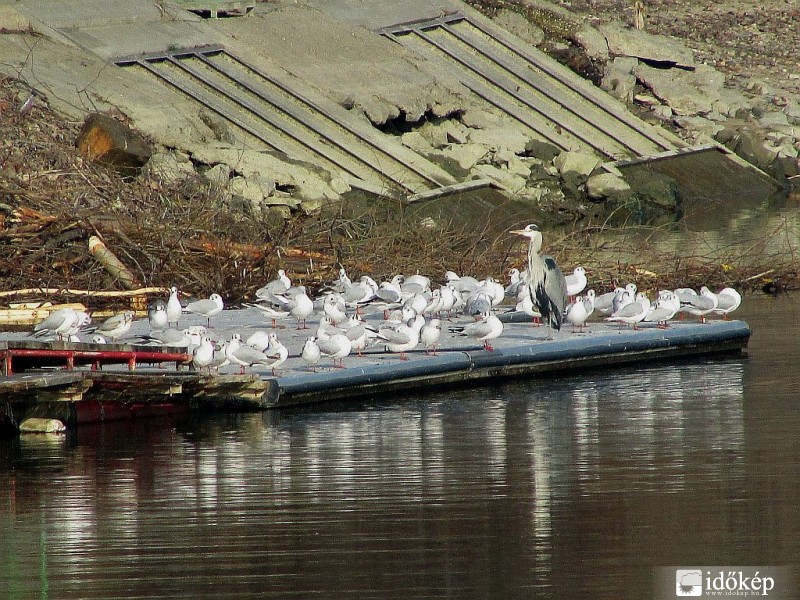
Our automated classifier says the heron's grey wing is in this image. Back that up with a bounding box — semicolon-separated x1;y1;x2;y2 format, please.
543;257;568;313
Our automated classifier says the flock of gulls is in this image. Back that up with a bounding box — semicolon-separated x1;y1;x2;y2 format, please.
27;224;742;376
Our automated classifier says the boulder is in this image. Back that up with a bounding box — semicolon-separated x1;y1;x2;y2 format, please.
76;113;152;176
553;150;602;177
586;172;631;199
633;63;724;116
202;163;232;189
144;151;196;183
599;22;694;68
229;174;277;204
494;9;545;47
438;143;490;171
524;139;562;163
601;57;639;102
471;164;528;194
467;127;531;154
401;131;435;154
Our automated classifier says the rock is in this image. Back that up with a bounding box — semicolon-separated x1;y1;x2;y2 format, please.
0;6;31;32
553;151;602;177
401;131;434;154
672;116;724;140
601;57;639;102
471;164;528;193
439;143;490;171
467;127;530;154
228;175;280;204
573;24;611;62
145;151;196;183
586;172;631;199
19;418;66;434
199;110;236;145
202;163;232;188
603;169;680;225
494;9;545;46
735;129;780;169
76;113;152;176
651;105;673;121
524;139;562;163
759;111;790;128
506;157;532;178
633;63;724;116
461;108;502;129
189;146;344;205
599;22;695;68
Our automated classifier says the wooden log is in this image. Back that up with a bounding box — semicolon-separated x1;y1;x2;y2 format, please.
0;286;168;299
88;235;139;290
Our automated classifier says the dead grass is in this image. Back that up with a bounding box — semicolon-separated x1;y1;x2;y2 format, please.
0;77;794;309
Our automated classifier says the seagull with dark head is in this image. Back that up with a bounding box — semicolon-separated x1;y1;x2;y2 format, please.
510;224;567;333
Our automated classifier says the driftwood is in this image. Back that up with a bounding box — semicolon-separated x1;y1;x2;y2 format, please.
88;235;139;290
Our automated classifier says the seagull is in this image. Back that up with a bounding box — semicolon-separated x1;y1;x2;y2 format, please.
565;295;591;332
148;298;169;331
136;328;192;347
505;268;526;300
191;336;215;372
85;310;134;341
453;310;504;351
255;269;291;300
317;333;352;368
32;308;89;341
420;318;442;355
262;333;289;376
89;334;108;344
245;330;272;352
510;288;542;325
678;287;718;323
377;308;424;360
166;286;183;327
225;333;273;374
322;293;347;325
510;224;567;333
301;336;322;372
183;293;224;326
643;297;678;328
565;266;588;298
606;292;650;329
713;287;742;319
593;287;624;316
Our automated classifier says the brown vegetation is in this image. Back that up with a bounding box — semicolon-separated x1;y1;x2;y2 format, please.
0;76;794;310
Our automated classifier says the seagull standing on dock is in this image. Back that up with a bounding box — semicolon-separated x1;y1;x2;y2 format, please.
713;287;742;319
420;318;442;355
192;336;215;373
453;310;504;351
510;223;567;333
301;336;322;372
166;286;183;328
148;299;169;331
183;293;224;327
565;266;588;298
317;333;352;368
85;311;135;342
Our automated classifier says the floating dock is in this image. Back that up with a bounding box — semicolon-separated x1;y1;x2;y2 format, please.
0;304;750;434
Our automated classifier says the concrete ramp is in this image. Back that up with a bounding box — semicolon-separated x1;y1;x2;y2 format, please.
114;45;467;198
380;11;682;160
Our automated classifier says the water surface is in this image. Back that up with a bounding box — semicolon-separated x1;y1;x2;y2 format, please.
1;293;797;599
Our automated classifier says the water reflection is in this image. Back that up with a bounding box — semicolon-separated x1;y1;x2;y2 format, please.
0;345;765;599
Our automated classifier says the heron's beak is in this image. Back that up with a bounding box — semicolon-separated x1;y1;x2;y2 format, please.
509;229;527;236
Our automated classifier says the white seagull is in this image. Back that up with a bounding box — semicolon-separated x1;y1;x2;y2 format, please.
183;293;224;326
454;310;503;351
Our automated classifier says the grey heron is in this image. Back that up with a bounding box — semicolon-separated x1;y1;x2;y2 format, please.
510;224;567;331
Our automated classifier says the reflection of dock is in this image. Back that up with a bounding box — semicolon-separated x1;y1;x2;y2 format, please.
0;318;750;434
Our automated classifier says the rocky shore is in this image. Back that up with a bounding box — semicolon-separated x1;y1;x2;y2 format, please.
1;0;799;301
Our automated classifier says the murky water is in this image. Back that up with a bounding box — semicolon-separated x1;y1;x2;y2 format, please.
0;292;797;599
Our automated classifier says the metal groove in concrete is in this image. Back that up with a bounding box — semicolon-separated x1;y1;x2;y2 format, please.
381;12;683;160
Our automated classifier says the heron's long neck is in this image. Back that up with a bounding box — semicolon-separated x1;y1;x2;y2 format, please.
527;233;543;271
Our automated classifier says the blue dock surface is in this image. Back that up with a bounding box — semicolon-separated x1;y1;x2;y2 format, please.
0;304;750;427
